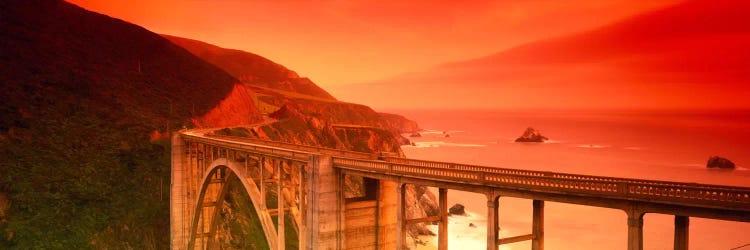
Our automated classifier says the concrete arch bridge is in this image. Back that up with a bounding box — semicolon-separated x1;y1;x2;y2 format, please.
171;130;750;250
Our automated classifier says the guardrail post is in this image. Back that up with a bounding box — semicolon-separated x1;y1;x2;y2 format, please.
674;216;688;250
619;182;629;194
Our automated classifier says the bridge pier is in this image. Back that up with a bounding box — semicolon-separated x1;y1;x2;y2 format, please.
627;208;645;250
170;134;188;249
487;194;499;250
532;200;544;250
438;188;448;250
377;180;398;249
396;183;406;250
305;154;345;249
674;216;689;250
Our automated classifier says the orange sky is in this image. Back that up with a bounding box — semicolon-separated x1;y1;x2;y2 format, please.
67;0;680;88
331;0;750;110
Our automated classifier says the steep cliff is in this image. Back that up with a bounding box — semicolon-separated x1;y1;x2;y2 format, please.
163;35;336;100
247;86;415;146
379;112;421;134
195;84;263;128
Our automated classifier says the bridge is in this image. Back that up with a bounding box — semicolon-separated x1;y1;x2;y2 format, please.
170;129;750;250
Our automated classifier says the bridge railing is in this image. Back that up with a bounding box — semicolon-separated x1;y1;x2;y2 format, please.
182;134;311;162
182;131;750;211
207;134;376;160
382;157;750;192
335;157;750;210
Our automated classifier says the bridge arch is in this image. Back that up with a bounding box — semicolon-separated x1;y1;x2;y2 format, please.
174;132;750;250
188;157;278;250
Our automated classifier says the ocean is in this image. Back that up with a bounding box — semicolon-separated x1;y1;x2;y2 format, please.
390;109;750;250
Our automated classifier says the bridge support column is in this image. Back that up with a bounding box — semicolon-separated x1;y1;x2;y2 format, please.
487;195;499;250
260;157;266;208
627;209;644;250
396;183;406;250
377;180;398;249
297;162;307;250
674;216;689;250
170;134;188;249
532;200;544;250
438;188;448;250
305;154;344;249
278;160;285;250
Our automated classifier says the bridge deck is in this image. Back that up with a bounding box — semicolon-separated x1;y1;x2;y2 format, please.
175;130;750;250
184;132;750;213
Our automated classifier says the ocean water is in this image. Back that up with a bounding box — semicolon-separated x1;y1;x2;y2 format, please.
392;109;750;250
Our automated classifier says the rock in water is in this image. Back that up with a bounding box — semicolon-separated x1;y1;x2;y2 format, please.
515;127;549;143
409;133;422;138
707;156;735;169
449;203;466;216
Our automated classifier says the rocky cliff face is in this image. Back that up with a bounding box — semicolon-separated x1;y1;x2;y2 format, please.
257;102;405;153
379;112;421;133
195;84;263;128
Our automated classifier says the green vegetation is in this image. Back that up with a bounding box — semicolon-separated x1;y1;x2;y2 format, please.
0;110;171;249
221;176;269;250
268;203;299;249
280;214;300;249
0;1;241;248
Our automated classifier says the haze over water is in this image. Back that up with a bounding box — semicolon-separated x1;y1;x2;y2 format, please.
395;109;750;250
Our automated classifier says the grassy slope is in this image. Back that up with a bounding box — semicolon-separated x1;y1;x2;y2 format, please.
0;0;255;248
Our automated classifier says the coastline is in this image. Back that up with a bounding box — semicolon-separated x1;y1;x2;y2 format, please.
397;108;750;250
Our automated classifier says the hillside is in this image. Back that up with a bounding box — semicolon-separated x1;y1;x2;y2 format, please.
0;1;426;249
0;0;261;248
165;35;420;145
164;36;437;247
333;0;750;110
163;35;336;100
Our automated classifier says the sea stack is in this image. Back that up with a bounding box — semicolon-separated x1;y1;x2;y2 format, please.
449;203;466;216
707;156;735;169
515;127;549;143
